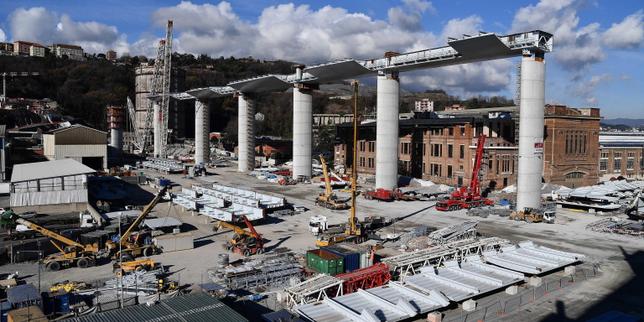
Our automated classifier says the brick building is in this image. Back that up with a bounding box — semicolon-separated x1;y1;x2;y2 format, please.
543;105;601;187
335;105;601;189
598;132;644;180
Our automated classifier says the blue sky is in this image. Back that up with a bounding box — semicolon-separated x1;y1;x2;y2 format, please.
0;0;642;118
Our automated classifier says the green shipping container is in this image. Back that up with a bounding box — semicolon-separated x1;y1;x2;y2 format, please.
306;249;344;275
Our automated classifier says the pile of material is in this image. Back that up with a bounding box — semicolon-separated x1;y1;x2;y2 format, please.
210;251;303;291
428;221;478;244
586;218;644;237
102;268;166;293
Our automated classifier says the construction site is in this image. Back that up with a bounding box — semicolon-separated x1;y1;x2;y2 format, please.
1;20;643;322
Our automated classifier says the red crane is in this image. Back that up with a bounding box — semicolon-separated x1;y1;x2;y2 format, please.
436;134;494;211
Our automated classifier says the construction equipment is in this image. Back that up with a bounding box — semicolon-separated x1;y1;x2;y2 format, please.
113;258;156;276
364;188;416;202
107;186;168;260
436;135;494;211
49;281;88;294
2;209;105;271
315;81;364;247
316;155;350;210
214;215;264;256
510;207;555;223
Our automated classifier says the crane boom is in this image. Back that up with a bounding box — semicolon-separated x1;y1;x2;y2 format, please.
215;220;251;237
320;155;333;197
15;218;85;249
120;186;167;245
469;134;487;197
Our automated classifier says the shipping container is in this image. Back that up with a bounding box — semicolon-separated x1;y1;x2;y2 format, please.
306;249;344;275
153;232;194;252
333;244;374;269
322;246;360;272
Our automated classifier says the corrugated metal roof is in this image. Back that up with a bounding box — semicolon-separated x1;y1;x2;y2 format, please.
67;293;248;322
50;124;106;134
11;159;95;183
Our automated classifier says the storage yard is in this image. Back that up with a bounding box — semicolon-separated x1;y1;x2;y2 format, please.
2;165;643;321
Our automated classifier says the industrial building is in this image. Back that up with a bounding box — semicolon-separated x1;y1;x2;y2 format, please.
335;105;601;189
9;158;95;209
599;132;644;180
43;124;108;170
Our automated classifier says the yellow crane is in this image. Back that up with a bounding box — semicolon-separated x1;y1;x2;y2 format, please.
316;80;363;247
107;186;168;260
315;154;349;210
10;214;104;271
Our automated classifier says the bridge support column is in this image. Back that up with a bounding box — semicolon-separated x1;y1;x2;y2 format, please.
375;71;399;190
194;99;209;165
516;52;546;211
238;93;255;172
293;85;313;180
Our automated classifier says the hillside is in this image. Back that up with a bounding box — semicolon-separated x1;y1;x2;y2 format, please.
601;118;644;128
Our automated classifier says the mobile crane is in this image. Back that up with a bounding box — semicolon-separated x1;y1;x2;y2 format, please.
107;186;167;260
213;215;264;256
2;209;105;271
316;155;350;210
436;134;494;211
315;81;365;247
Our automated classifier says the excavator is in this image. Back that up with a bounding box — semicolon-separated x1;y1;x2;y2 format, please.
213;215;264;256
2;209;106;271
436;134;494;211
107;186;167;261
315;155;350;210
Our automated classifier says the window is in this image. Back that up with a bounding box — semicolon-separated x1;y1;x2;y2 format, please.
448;144;453;158
401;143;410;155
627;159;634;170
566;172;585;179
614;159;621;172
447;165;453;178
459;145;465;159
601;152;608;158
501;158;511;173
422;144;426;156
430;164;442;176
368;158;374;168
359;157;365;167
448;128;454;136
599;159;607;171
628;152;635;158
430;144;442;157
614;152;622;158
460;126;466;136
368;142;375;152
359;141;366;151
641;155;644;170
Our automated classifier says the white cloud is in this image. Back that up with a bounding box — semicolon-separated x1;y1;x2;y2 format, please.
603;10;644;49
388;0;435;31
572;73;611;105
440;15;483;41
0;28;5;42
511;0;605;71
8;7;128;53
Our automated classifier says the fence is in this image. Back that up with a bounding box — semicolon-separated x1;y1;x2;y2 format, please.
442;266;598;322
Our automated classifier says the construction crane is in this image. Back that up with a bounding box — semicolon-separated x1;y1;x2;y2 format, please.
315;81;364;247
140;20;173;156
436;134;494;211
213;215;264;256
107;186;168;260
2;209;104;271
315;154;349;210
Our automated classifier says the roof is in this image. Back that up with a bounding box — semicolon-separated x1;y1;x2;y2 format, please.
67;293;248;322
144;217;183;229
7;284;40;305
52;43;83;50
11;159;96;183
49;124;106;135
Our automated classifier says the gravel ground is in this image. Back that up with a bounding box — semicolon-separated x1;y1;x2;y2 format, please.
3;165;643;321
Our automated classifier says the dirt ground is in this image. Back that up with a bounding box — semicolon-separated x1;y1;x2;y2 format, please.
4;166;643;321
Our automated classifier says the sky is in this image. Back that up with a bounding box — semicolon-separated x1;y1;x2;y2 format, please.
0;0;642;118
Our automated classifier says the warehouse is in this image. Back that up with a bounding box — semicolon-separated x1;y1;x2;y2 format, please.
43;124;108;170
9;159;95;209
